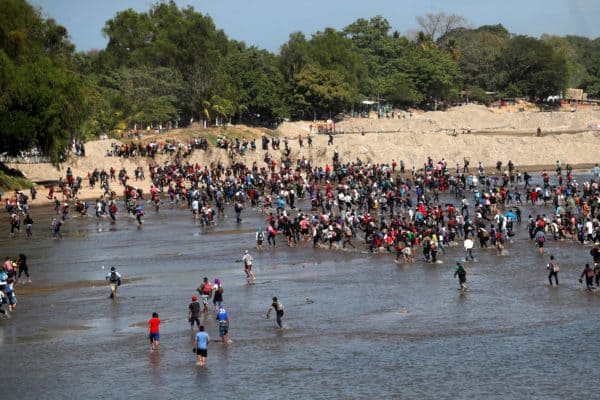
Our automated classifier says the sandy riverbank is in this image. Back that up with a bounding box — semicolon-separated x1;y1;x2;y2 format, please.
6;104;600;204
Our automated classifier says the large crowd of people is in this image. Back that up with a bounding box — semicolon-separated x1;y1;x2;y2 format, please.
2;137;600;367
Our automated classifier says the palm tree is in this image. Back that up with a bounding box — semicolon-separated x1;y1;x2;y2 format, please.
210;95;235;125
201;100;211;128
416;31;435;51
445;38;461;61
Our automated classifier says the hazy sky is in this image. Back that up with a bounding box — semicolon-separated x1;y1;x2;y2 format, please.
30;0;600;52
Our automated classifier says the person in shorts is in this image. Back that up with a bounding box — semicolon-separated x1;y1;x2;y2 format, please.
194;325;210;366
212;279;224;314
148;312;160;351
105;266;121;299
197;277;212;313
5;279;17;311
216;307;230;343
256;227;265;250
239;250;256;283
534;229;546;254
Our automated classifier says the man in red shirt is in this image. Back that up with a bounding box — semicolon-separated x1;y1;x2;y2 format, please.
148;312;160;352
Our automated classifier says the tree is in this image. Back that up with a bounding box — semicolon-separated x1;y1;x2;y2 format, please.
343;16;391;51
373;73;423;105
440;24;510;91
541;34;588;88
279;32;309;82
279;27;366;117
88;66;184;130
559;35;600;97
0;0;85;163
0;52;85;162
291;64;359;118
496;36;568;100
304;28;367;89
209;95;235;125
224;46;287;123
416;12;469;42
463;85;493;105
100;1;227;122
409;47;463;108
343;16;412;99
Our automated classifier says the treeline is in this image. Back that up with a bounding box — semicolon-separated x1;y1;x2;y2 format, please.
1;0;600;162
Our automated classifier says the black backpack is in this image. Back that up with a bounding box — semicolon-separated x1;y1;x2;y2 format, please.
110;271;121;285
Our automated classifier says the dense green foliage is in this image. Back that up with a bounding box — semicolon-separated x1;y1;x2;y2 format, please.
1;0;600;161
0;0;85;163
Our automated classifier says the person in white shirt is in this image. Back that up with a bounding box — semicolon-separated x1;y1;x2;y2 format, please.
238;250;255;283
464;236;475;261
191;199;199;219
585;219;594;242
105;266;122;299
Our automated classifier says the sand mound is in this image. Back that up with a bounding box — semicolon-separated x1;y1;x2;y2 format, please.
278;104;600;136
7;105;600;202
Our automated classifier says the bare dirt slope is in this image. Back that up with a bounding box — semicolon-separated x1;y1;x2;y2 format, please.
7;105;600;202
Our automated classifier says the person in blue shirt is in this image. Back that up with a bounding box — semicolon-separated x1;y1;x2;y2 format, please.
194;325;210;366
505;210;516;222
276;197;285;216
217;307;230;343
534;229;546;254
135;205;144;225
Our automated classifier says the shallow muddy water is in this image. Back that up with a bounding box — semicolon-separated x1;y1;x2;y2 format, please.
0;179;598;399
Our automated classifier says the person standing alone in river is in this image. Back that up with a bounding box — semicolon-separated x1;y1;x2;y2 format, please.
238;250;256;284
148;312;160;352
547;255;559;286
266;296;284;328
580;264;595;291
105;266;121;299
454;261;468;291
17;253;31;283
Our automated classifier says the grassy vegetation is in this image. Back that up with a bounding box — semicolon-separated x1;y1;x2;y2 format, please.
0;169;32;194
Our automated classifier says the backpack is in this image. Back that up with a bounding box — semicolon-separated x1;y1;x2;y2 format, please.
202;282;212;295
110;271;121;285
257;232;264;240
537;235;545;243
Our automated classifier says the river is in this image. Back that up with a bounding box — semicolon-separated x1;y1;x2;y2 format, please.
0;182;598;399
